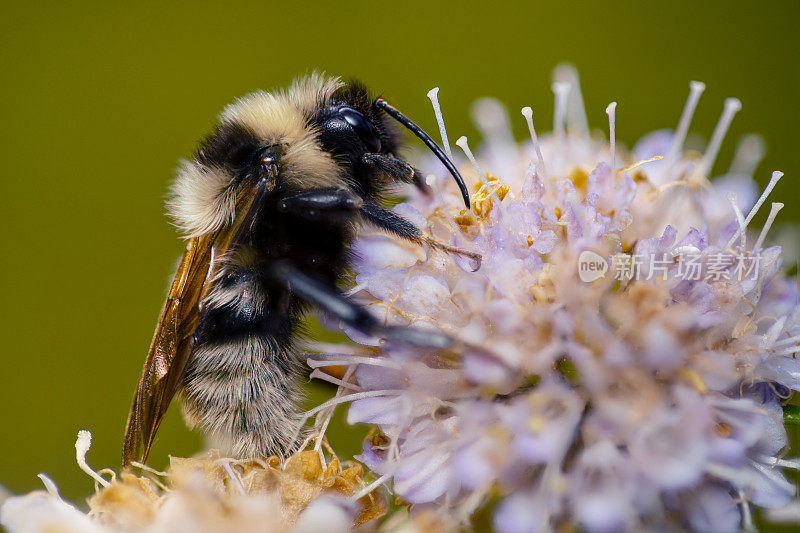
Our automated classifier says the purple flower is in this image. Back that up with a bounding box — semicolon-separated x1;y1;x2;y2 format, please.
311;66;799;531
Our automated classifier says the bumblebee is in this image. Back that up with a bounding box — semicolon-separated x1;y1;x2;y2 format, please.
122;74;478;465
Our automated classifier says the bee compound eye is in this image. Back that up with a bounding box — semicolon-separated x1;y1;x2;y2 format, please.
339;107;382;153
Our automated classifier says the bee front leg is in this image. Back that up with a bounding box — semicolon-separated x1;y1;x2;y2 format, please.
270;262;452;348
361;153;431;195
277;188;363;221
360;203;482;271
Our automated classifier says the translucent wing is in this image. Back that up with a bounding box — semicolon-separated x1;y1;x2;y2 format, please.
122;176;269;466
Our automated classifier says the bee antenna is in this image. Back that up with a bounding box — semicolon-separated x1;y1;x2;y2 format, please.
375;98;470;208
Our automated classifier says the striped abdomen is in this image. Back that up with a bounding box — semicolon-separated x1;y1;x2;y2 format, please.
180;259;306;459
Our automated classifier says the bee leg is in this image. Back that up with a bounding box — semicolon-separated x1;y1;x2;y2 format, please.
360;202;482;271
277;188;363;221
270;262;452;348
362;153;432;195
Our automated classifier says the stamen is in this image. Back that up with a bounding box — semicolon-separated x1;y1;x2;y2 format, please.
343;283;366;298
737;491;755;532
427;87;453;160
618;155;663;175
606;102;617;173
310;368;361;390
130;461;169;477
75;430;110;488
306;342;373;356
456;136;505;218
774;345;800;357
221;461;246;496
313;366;356;467
456;136;489;188
302;389;402;420
666;81;706;164
553;63;589;137
756;454;800;470
472;98;513;145
773;334;800;348
552;82;571;145
521;107;549;180
351;473;393;501
697;97;742;179
306;355;402;369
753;202;784;251
726;192;748;250
725;171;783;248
729;134;765;176
37;473;60;496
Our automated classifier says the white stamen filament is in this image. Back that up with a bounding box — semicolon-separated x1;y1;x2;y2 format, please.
752;202;784;251
521;107;549;180
553;63;589;137
606;102;617;173
729;134;765;176
456;136;506;217
738;490;755;532
726;192;748;250
552;82;570;145
306;342;373;356
351;473;393;501
130;461;168;477
666;81;706;165
37;473;60;496
697;97;742;179
774;345;800;357
307;355;402;369
757;454;800;470
456;136;489;188
343;283;366;298
313;366;356;467
302;389;402;420
427;87;453;160
221;461;246;495
725;171;783;248
472;98;514;145
75;430;110;488
773;335;800;348
618;155;663;175
309;368;361;391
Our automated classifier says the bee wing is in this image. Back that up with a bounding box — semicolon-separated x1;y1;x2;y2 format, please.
122;176;269;466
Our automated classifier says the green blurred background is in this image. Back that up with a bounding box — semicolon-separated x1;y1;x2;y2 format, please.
1;0;798;517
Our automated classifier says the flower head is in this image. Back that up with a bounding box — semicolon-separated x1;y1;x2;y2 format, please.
314;65;799;531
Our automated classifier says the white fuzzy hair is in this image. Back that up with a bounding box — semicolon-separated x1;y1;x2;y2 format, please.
167;73;348;238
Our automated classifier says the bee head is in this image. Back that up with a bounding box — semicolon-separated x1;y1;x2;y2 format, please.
312;81;400;161
312;80;470;205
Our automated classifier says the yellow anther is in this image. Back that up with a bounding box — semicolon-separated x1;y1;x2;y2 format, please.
472;173;510;218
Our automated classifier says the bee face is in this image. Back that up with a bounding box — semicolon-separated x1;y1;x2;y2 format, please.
312;82;400;159
311;86;403;198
